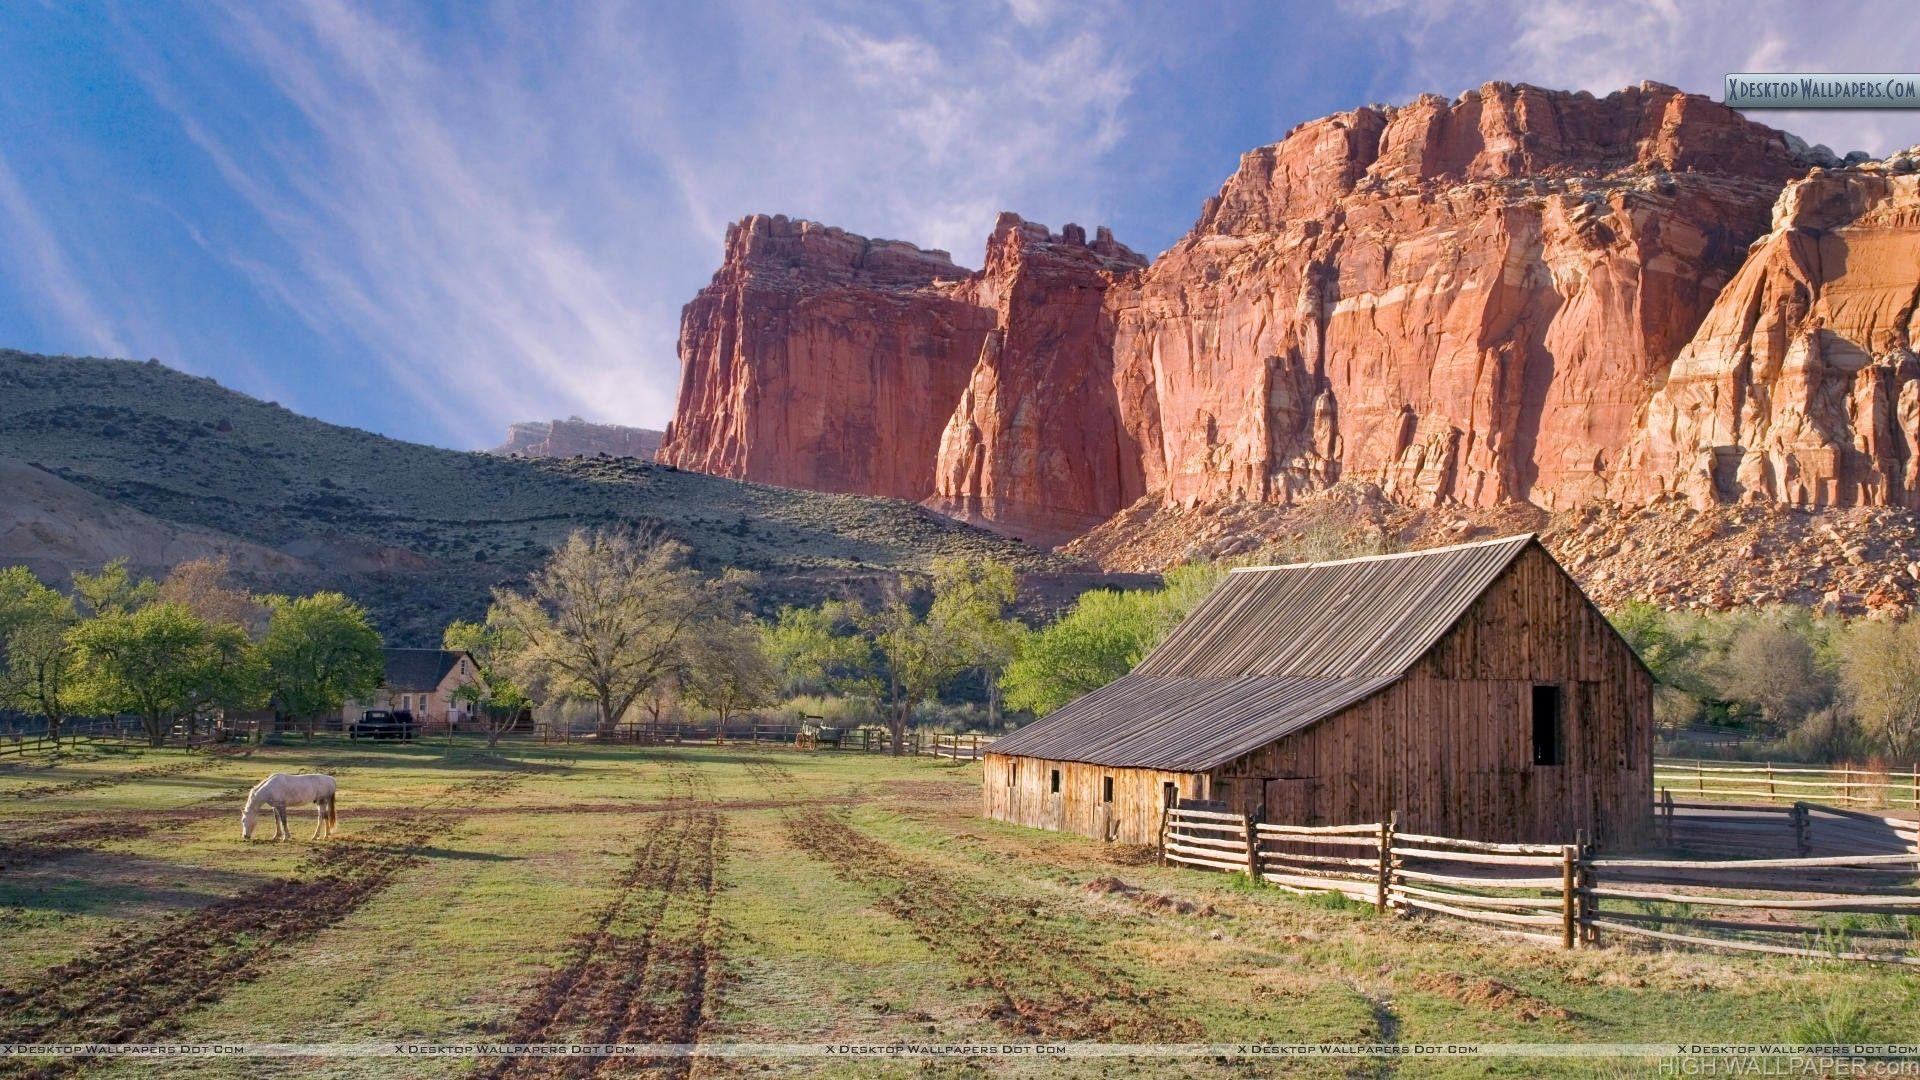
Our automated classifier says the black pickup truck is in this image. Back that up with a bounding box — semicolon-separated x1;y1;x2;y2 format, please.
349;709;417;741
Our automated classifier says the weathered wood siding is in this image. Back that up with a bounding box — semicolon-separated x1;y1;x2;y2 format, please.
1218;544;1652;848
981;754;1206;846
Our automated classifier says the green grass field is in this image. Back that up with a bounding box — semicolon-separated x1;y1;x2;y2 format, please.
0;740;1913;1078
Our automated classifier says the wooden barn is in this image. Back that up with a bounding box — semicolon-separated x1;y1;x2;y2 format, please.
983;535;1653;850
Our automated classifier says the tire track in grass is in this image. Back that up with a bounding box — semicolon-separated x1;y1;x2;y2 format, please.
0;820;189;873
4;757;224;801
481;765;727;1080
0;774;521;1066
742;756;1198;1043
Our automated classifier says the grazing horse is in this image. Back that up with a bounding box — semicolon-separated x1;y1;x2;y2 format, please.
242;773;338;841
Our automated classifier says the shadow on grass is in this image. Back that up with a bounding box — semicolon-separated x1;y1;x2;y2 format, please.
0;854;276;915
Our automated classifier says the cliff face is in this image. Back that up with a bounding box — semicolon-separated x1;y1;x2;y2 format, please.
1112;82;1805;514
492;418;663;460
926;214;1148;546
1613;155;1920;509
662;83;1914;549
656;214;993;501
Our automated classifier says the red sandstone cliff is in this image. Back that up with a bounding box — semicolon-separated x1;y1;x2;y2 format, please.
661;83;1902;549
1112;82;1806;514
1614;153;1920;509
657;214;992;501
926;214;1147;546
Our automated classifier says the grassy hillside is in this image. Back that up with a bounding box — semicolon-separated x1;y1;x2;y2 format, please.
0;350;1064;642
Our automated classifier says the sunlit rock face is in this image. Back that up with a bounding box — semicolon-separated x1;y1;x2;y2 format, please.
1111;81;1806;514
658;213;993;502
1613;155;1920;510
662;83;1908;546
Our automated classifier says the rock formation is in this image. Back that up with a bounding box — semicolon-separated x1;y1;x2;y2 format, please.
662;82;1919;549
1111;81;1806;514
926;214;1147;546
1613;151;1920;509
657;214;993;502
492;417;663;460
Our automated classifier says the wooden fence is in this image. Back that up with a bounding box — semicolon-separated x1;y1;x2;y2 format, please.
535;720;999;759
1159;803;1920;964
1656;756;1920;809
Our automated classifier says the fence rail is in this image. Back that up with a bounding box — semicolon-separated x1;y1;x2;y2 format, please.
1158;800;1920;964
1656;756;1920;809
534;720;1000;759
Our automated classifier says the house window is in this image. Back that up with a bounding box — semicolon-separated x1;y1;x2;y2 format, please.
1102;776;1114;803
1050;769;1061;794
1163;781;1178;808
1531;684;1564;766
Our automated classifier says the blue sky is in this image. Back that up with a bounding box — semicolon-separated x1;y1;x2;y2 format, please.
2;1;1915;450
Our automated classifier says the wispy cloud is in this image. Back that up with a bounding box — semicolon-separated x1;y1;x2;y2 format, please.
0;153;129;357
1342;0;1920;156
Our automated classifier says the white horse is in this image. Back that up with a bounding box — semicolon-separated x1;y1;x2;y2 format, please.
242;773;338;841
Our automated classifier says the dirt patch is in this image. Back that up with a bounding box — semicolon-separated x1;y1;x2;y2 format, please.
1082;876;1217;917
0;820;186;873
478;767;725;1079
1412;972;1573;1022
4;758;221;801
0;774;520;1060
745;757;1197;1043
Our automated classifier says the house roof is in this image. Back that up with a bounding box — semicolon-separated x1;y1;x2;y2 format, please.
987;534;1539;772
382;648;472;692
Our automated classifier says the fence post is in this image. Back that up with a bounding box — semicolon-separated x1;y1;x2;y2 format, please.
1660;787;1674;848
1792;802;1811;856
1560;843;1578;950
1375;812;1396;913
1696;760;1704;796
1767;762;1775;799
1158;805;1172;866
1243;814;1260;881
1575;829;1596;946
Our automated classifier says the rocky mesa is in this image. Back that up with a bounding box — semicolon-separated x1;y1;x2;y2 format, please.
492;417;664;460
659;81;1920;567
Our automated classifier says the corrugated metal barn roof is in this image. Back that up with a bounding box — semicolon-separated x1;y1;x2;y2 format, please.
988;534;1536;771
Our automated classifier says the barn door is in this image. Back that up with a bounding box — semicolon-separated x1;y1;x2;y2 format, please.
1262;778;1321;826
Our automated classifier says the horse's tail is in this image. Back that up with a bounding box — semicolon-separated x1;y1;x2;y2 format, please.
327;794;337;831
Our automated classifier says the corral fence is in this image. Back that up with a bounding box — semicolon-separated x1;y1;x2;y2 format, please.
0;715;261;755
1656;755;1920;809
1159;801;1920;965
535;720;999;759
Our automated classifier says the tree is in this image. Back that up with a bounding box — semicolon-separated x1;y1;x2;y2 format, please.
765;601;877;698
157;556;268;636
683;618;778;733
0;567;80;745
69;603;259;745
926;557;1021;725
1001;563;1221;717
486;530;739;735
444;619;530;748
861;584;967;755
1836;617;1920;759
258;593;385;730
71;558;157;616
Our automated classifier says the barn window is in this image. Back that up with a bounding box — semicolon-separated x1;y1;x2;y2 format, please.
1162;781;1178;808
1531;684;1564;766
1102;776;1114;803
1008;760;1017;787
1050;769;1061;794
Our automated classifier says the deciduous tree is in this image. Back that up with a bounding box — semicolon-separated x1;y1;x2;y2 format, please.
486;530;740;736
69;603;258;745
0;567;80;744
259;593;385;730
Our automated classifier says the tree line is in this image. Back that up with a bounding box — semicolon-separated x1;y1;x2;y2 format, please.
0;557;384;746
1610;601;1920;762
